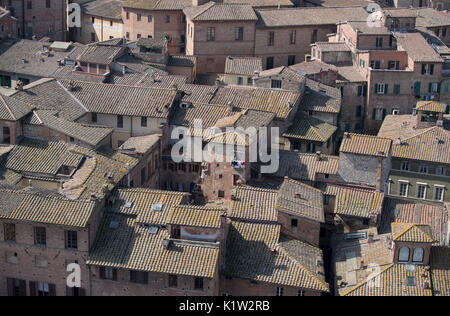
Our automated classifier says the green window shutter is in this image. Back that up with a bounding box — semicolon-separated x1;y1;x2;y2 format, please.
374;83;378;92
444;82;449;93
430;64;434;75
394;84;400;95
384;84;388;94
382;108;387;119
446;105;450;114
375;61;380;69
437;83;441;93
422;64;426;74
429;83;432;93
414;82;421;94
372;109;376;120
356;106;362;117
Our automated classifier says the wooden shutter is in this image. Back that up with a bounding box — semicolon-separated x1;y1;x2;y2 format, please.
430;64;434;75
384;84;388;94
6;278;14;296
143;272;148;284
19;280;26;296
48;283;56;296
374;83;378;92
437;83;441;93
422;64;426;74
99;267;105;280
429;83;433;93
29;281;37;296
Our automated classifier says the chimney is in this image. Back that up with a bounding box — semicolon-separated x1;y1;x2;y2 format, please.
192;0;211;6
162;238;172;250
68;80;75;91
315;151;322;161
376;156;383;192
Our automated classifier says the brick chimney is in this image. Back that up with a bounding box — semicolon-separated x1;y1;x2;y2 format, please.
192;0;217;5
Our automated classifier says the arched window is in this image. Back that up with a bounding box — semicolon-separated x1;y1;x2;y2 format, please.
399;247;410;262
413;248;424;263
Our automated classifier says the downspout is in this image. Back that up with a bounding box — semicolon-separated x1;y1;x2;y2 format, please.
21;0;25;39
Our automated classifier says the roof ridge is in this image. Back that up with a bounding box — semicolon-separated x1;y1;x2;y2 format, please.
392;222;432;242
277;245;329;292
192;1;216;19
342;263;394;296
0;95;16;120
400;126;448;143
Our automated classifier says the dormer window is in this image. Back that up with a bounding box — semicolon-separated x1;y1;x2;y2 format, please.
412;247;424;263
398;246;410;262
419;164;428;173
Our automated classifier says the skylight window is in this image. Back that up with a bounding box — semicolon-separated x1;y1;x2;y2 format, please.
109;220;119;229
406;276;416;287
153;203;164;211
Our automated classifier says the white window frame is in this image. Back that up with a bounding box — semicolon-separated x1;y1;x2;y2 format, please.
276;287;284;296
374;108;385;120
436;166;445;176
399;180;409;197
417;183;427;199
434;185;445;201
376;83;386;94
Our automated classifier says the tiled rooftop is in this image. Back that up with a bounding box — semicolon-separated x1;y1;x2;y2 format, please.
290;60;338;76
58;79;177;118
225;56;262;76
167;205;225;229
391;222;434;243
283;114;337;142
276;178;325;222
81;0;125;20
313;41;351;52
87;213;220;278
255;66;306;84
343;263;432;296
395;32;443;63
184;2;258;21
256;7;368;27
430;246;450;296
301;79;341;114
340;133;392;158
275;150;339;182
231;185;278;222
321;184;385;219
380;197;448;246
10;78;88;121
0;94;33;121
0;189;96;228
392;127;450;165
224;220;328;291
25;110;113;147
